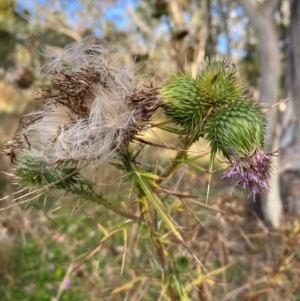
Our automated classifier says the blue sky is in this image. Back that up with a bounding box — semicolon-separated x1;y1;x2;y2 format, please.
14;0;246;56
15;0;137;36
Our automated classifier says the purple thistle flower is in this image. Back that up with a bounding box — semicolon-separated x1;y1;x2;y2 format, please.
63;276;71;289
222;148;279;197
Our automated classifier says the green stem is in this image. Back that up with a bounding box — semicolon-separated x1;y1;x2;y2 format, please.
157;127;202;183
70;188;143;223
157;136;192;185
157;149;187;185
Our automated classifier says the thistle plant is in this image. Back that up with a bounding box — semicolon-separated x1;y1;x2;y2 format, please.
160;56;277;197
2;38;278;300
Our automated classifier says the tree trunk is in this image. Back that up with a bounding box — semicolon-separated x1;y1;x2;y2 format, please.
280;0;300;215
238;0;282;227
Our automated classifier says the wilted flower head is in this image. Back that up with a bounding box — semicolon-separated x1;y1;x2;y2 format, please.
3;37;159;168
222;148;279;197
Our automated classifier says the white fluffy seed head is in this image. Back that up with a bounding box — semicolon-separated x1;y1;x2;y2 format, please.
5;37;159;166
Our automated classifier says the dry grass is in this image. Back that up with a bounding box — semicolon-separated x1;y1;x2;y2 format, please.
0;158;300;301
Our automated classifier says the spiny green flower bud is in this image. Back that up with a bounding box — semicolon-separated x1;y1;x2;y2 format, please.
160;72;204;132
15;150;80;190
197;57;244;109
174;255;190;274
167;255;191;276
204;98;267;158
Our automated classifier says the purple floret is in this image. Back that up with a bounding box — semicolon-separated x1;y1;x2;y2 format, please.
63;276;71;288
222;148;279;197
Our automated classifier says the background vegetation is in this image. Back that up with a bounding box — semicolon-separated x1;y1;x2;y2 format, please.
1;0;300;300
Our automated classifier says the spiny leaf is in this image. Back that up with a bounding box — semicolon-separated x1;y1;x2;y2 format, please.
130;161;206;271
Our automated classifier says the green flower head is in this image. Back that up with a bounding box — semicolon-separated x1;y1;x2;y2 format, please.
160;72;204;132
197;56;244;110
204;98;267;158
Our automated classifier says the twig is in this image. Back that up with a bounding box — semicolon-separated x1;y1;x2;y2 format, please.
270;228;300;278
126;5;157;43
219;276;267;301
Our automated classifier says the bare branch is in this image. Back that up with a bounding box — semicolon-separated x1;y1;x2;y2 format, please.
238;0;280;16
46;15;82;42
217;0;231;56
126;5;156;43
168;0;183;26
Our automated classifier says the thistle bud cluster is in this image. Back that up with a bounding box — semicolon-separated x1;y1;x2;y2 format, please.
160;57;277;196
